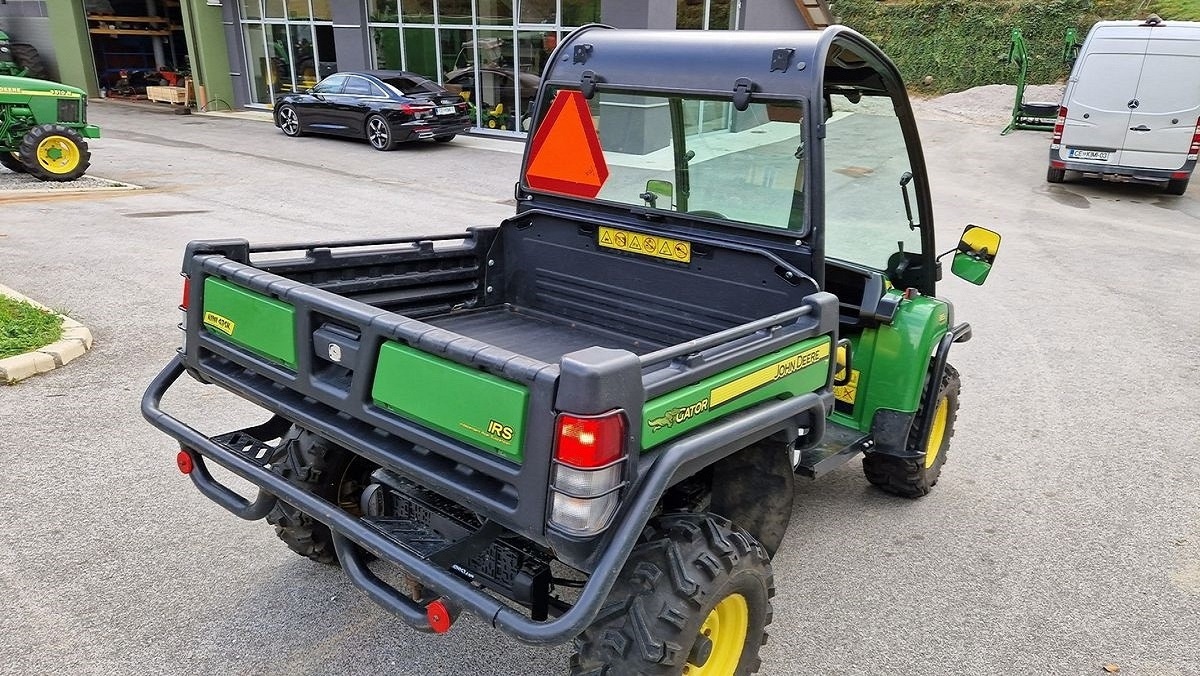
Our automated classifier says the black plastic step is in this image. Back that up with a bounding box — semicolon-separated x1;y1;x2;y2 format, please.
797;422;869;478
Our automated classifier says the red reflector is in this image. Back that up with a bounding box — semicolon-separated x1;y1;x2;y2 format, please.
1050;161;1066;169
181;277;191;310
524;90;609;198
1172;171;1190;180
427;599;453;634
555;412;625;469
176;449;195;474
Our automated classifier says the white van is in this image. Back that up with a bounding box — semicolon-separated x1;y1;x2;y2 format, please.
1048;16;1200;195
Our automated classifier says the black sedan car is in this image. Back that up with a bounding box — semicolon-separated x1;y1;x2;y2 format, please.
273;70;472;150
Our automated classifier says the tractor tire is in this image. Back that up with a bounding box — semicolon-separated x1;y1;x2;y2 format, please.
10;43;47;80
0;152;27;174
863;364;960;498
265;427;373;566
1046;166;1066;184
1165;177;1189;196
570;513;774;676
365;114;396;151
19;124;90;182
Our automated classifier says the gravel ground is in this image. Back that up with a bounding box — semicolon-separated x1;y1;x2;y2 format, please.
0;170;139;192
912;83;1067;127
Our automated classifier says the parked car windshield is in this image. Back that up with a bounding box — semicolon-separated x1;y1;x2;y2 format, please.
531;88;807;232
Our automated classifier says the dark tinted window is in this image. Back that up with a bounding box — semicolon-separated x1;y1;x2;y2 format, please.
313;74;347;94
369;82;388;97
381;76;442;96
343;76;373;95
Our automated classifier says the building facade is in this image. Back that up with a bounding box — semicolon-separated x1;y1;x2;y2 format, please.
3;0;815;133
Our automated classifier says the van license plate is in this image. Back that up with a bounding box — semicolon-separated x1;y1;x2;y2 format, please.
1068;149;1110;161
436;106;456;115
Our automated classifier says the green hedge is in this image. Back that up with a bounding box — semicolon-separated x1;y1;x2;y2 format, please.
831;0;1193;93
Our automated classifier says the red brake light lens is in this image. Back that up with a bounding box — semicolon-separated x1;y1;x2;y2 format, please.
555;412;625;469
1051;106;1067;147
181;277;190;310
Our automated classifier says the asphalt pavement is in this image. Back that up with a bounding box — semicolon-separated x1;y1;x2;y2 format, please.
0;101;1197;676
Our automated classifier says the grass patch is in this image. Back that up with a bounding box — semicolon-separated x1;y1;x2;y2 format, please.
0;295;63;359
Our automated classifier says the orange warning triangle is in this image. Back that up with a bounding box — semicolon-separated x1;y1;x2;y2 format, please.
525;90;609;198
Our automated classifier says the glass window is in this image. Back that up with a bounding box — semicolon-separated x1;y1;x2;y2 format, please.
438;0;472;25
368;0;398;23
477;0;513;26
244;24;271;103
343;76;373;95
402;0;435;23
369;82;388;97
372;26;402;69
287;0;310;20
381;75;441;96
264;0;286;18
313;73;347;93
531;89;806;231
403;27;438;79
561;0;600;27
313;25;337;80
310;0;332;21
241;0;263;20
823;93;920;268
519;0;556;24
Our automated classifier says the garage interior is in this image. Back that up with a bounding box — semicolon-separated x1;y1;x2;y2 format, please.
85;0;191;104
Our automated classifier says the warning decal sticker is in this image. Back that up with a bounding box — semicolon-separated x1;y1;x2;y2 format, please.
598;226;691;263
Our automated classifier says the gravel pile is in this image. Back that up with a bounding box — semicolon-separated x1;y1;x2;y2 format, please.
0;171;140;193
911;83;1066;126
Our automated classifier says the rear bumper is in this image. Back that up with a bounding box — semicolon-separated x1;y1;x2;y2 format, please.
398;118;472;141
142;353;829;645
1050;156;1194;184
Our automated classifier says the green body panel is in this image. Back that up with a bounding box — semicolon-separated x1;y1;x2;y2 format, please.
201;278;297;368
642;336;832;450
0;74;97;151
830;291;949;433
373;343;529;463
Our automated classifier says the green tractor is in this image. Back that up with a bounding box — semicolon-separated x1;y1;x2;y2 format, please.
0;74;100;181
0;28;47;79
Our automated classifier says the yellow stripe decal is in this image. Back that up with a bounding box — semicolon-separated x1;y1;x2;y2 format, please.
710;342;830;407
0;87;82;98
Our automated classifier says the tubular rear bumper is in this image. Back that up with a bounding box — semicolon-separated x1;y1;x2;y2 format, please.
142;353;829;645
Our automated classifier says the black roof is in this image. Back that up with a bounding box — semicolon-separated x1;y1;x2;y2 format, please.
544;26;900;102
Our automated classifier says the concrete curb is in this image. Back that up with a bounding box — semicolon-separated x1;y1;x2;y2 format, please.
0;284;94;385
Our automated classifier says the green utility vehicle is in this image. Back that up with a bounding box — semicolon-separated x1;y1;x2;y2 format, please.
0;74;100;181
143;25;1000;675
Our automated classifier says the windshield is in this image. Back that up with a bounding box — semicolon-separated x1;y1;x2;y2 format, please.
529;88;807;231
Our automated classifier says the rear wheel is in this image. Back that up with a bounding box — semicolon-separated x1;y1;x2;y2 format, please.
0;152;27;174
1165;177;1189;196
19;124;90;182
10;43;47;79
570;513;773;676
434;134;455;143
1046;166;1066;184
365;114;396;151
265;427;374;565
863;364;960;498
276;104;303;137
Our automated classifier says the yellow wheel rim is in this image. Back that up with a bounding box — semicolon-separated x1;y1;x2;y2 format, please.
684;593;748;675
924;396;949;469
36;135;81;175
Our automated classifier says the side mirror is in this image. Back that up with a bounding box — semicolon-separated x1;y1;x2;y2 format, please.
950;225;1001;285
641;179;673;208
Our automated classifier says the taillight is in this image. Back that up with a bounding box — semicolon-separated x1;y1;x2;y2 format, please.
1188;116;1200;161
180;276;190;310
400;103;433;119
549;411;626;536
1051;106;1067;149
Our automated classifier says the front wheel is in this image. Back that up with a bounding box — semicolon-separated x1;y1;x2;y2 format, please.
571;513;774;676
863;363;960;498
19;124;90;182
1165;177;1189;196
365;114;396;151
276;104;304;137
